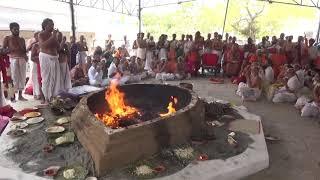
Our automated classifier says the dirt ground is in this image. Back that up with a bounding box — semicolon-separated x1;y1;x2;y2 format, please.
7;77;320;180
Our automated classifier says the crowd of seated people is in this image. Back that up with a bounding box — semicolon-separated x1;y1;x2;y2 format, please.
229;33;320;118
0;18;320;118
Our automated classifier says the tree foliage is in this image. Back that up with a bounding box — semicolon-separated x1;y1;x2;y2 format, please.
142;0;318;40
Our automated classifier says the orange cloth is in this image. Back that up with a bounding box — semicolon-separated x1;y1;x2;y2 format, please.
249;55;267;65
271;54;287;77
168;48;176;60
165;60;177;74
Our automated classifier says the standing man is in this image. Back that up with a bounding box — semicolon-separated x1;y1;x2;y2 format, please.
58;34;72;92
38;18;61;104
76;35;88;75
137;32;147;61
2;22;28;101
105;34;114;52
69;36;78;69
123;35;130;55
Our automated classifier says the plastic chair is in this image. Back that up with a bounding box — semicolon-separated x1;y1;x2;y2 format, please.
201;53;219;75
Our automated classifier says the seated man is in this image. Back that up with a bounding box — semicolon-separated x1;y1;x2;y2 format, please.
272;68;303;103
263;59;275;85
108;58;130;85
236;65;262;101
176;57;187;79
70;64;88;87
85;56;92;75
301;84;320;117
88;60;109;87
136;57;145;73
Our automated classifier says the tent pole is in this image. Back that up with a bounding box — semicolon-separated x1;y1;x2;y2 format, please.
222;0;230;36
138;0;142;33
316;13;320;43
70;0;76;40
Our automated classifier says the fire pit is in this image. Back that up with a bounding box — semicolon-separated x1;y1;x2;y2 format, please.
71;83;206;176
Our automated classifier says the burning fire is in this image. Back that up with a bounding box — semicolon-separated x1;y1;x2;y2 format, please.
95;80;138;128
160;96;178;117
95;80;178;128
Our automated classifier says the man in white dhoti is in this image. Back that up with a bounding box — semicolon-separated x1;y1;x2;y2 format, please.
108;59;130;85
76;35;88;75
123;35;131;55
58;34;72;92
144;36;156;71
28;32;42;100
158;35;168;61
88;60;109;87
137;33;147;61
39;18;61;104
273;68;303;103
3;22;28;101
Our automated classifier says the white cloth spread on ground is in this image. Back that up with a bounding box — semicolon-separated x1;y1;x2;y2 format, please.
9;57;26;91
76;51;87;64
159;48;167;61
236;82;262;101
301;102;320;117
144;50;153;71
137;48;146;60
272;75;302;103
31;61;40;96
88;66;109;86
155;73;183;81
39;52;61;101
59;62;72;92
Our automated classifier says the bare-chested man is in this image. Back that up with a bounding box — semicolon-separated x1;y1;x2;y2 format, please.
30;31;44;102
58;34;72;92
136;32;147;61
105;34;114;52
38;18;61;104
278;33;286;48
132;33;139;57
76;35;88;75
2;22;28;101
204;33;212;54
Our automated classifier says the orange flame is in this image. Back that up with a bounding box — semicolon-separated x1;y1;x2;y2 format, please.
95;80;138;128
160;96;178;117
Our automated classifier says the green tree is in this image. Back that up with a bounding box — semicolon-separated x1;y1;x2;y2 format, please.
142;0;318;41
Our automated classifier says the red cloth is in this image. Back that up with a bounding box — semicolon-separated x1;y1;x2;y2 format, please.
165;60;177;73
186;51;200;75
0;105;16;118
0;55;9;83
24;85;33;95
0;55;14;99
0;116;9;135
202;53;218;66
314;56;320;70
